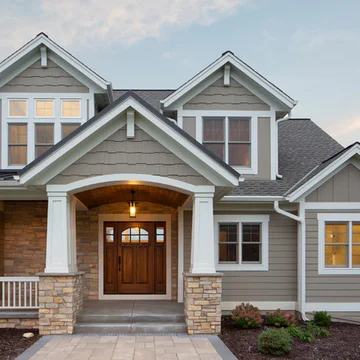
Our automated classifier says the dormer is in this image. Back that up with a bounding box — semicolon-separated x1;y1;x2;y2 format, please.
161;51;297;180
0;33;113;169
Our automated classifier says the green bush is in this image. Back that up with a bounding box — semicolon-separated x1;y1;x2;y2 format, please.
265;309;296;328
258;328;293;356
287;322;331;343
231;303;263;329
313;311;332;327
306;322;331;338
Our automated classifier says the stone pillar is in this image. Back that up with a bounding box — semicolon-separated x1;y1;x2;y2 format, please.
184;272;222;335
38;272;83;335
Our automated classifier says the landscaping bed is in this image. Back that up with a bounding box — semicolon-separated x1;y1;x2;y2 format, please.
220;315;360;360
0;329;40;360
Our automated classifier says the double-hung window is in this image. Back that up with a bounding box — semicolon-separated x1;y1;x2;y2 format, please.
215;215;269;271
203;116;251;168
35;124;54;158
318;213;360;274
8;124;27;165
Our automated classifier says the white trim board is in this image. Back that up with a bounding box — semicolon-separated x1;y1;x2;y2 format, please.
306;303;360;312
305;202;360;210
222;301;297;311
98;214;172;300
177;207;184;303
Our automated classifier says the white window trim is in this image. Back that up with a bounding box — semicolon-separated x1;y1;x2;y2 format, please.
34;99;55;119
8;99;28;118
318;213;360;275
201;115;258;175
214;214;269;271
0;93;90;169
61;99;82;119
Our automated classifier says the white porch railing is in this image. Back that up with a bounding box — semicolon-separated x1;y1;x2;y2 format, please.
0;277;39;309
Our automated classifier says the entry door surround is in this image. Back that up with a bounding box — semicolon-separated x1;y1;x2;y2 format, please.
98;214;172;300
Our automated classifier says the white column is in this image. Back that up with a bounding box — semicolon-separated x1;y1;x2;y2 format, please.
45;192;77;273
190;192;216;274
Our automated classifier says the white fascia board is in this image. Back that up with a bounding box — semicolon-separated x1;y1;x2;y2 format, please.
161;53;297;109
221;195;284;202
286;145;360;202
0;34;110;91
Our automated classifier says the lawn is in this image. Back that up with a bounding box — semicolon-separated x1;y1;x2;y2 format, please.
0;328;40;360
220;316;360;360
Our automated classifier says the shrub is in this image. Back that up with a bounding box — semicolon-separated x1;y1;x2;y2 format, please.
306;322;331;338
313;311;332;327
258;328;293;356
266;309;296;328
231;303;263;329
287;322;331;343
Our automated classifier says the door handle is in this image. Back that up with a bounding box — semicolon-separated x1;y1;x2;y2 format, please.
118;256;121;271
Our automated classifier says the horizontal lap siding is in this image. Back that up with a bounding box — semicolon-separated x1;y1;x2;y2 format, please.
184;211;297;302
306;209;360;303
0;59;89;93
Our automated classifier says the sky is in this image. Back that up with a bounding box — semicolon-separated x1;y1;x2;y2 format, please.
0;0;359;146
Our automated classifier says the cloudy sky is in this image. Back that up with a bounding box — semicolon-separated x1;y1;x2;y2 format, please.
0;0;359;146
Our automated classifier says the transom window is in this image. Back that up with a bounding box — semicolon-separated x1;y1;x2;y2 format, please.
318;214;360;274
8;124;27;165
215;215;269;271
203;117;251;167
9;99;27;117
62;100;81;118
121;227;149;243
35;100;54;117
35;124;54;158
62;124;80;139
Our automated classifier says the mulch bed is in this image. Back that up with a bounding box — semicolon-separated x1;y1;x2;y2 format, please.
0;329;40;360
220;316;360;360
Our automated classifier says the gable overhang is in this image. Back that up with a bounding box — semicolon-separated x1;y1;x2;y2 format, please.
285;143;360;202
161;52;297;110
19;93;239;187
0;33;111;94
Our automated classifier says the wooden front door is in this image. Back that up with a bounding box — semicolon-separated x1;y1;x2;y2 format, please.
103;222;166;294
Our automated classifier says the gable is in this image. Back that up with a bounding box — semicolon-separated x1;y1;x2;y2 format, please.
0;59;89;93
49;126;211;186
183;77;270;111
306;164;360;202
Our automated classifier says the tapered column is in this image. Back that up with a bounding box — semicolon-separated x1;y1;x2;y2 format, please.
190;193;216;274
45;192;77;273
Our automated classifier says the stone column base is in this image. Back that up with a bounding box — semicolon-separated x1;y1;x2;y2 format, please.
37;272;84;335
184;272;223;335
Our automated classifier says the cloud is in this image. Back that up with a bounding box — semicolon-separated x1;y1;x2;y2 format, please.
292;28;356;50
0;0;249;57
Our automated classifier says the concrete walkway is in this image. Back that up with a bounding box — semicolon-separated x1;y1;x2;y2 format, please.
17;334;237;360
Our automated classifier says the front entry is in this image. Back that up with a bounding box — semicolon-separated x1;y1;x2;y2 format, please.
103;222;166;294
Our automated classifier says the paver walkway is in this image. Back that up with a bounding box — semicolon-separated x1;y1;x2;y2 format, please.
18;334;236;360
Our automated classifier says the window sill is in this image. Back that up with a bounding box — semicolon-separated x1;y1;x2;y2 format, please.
319;268;360;275
216;264;269;271
232;166;257;175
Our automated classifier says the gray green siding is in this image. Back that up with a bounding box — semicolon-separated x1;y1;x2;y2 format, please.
306;164;360;202
0;59;89;93
50;126;211;185
183;77;270;111
184;211;297;301
182;116;196;138
306;209;360;302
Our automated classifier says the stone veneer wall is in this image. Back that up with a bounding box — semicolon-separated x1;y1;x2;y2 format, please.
38;273;83;335
0;318;39;329
76;202;178;300
184;273;222;334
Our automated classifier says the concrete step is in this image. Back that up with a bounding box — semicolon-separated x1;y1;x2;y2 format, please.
74;322;187;334
77;313;186;324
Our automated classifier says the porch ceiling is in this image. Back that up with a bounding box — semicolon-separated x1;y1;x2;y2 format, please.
75;184;189;209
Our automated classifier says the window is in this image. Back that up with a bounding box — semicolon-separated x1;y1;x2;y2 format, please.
35;124;54;158
62;100;80;118
35;100;54;117
215;215;269;271
318;213;360;274
8;124;27;165
62;124;80;139
9;100;27;117
203;116;251;167
121;227;149;243
156;226;165;243
105;226;114;243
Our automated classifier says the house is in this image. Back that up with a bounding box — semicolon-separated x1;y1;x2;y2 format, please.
0;33;359;336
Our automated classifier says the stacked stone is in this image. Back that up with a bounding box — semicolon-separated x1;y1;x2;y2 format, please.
184;273;222;334
38;273;83;335
0;318;38;329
